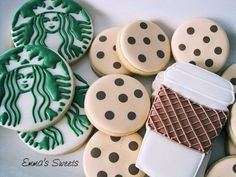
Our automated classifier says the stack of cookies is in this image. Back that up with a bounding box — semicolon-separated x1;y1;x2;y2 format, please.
0;0;236;177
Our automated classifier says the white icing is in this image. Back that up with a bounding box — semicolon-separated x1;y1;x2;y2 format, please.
136;127;207;177
161;62;234;111
152;71;164;97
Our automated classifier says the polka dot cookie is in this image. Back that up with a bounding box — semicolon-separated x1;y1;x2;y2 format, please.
205;156;236;177
89;27;130;76
83;131;145;177
84;74;150;136
18;73;92;155
171;18;229;73
226;138;236;155
228;103;236;145
116;20;171;76
222;64;236;99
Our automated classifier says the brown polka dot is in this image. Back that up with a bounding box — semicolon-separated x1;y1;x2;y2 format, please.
96;91;106;100
143;37;151;45
99;35;107;42
128;37;136;44
128;112;136;120
138;54;146;63
91;147;101;158
203;36;210;43
187;27;195;35
97;51;105;59
140;22;148;29
129;141;138;151
109;152;119;163
134;89;143;98
114;78;124;86
214;47;222;55
113;62;121;69
189;61;196;65
158;34;166;42
115;175;122;177
233;164;236;173
118;94;128;103
110;136;121;142
113;45;116;51
205;59;214;67
210;25;218;33
97;171;107;177
230;78;236;85
105;111;115;120
128;164;139;175
193;49;201;56
178;44;186;51
156;50;165;58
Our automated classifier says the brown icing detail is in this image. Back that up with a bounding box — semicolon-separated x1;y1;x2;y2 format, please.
148;85;228;153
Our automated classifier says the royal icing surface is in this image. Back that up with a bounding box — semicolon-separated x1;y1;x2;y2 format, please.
222;63;236;99
171;18;229;73
83;131;144;177
205;156;236;177
84;74;150;136
12;0;93;63
226;138;236;155
228;103;236;145
18;73;92;155
136;127;206;177
117;20;170;75
89;27;130;76
162;62;234;111
0;45;74;131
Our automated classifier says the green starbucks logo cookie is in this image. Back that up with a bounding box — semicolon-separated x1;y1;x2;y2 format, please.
0;45;74;131
18;73;93;155
12;0;93;63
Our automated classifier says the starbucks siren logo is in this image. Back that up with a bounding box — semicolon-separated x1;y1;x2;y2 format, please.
12;0;93;63
0;45;74;131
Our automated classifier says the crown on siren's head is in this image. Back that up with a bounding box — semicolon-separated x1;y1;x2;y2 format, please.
6;49;44;72
33;0;68;15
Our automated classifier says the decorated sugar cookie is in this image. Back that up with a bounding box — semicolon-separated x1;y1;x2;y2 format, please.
222;64;236;99
228;103;236;145
171;18;229;73
116;20;171;76
205;156;236;177
12;0;93;63
84;74;150;136
0;45;74;131
226;138;236;155
83;131;144;177
18;73;92;155
89;27;130;76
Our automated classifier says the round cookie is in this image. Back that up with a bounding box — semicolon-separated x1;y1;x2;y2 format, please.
18;73;92;155
89;27;130;76
226;138;236;155
228;103;236;145
205;156;236;177
222;64;236;99
0;45;74;131
171;18;229;73
116;20;171;76
84;74;150;136
11;0;93;63
83;131;145;177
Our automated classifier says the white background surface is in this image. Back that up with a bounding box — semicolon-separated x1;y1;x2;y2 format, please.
0;0;236;177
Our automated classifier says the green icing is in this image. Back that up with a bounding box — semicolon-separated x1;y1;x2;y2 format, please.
12;0;93;61
0;46;72;127
19;73;90;151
